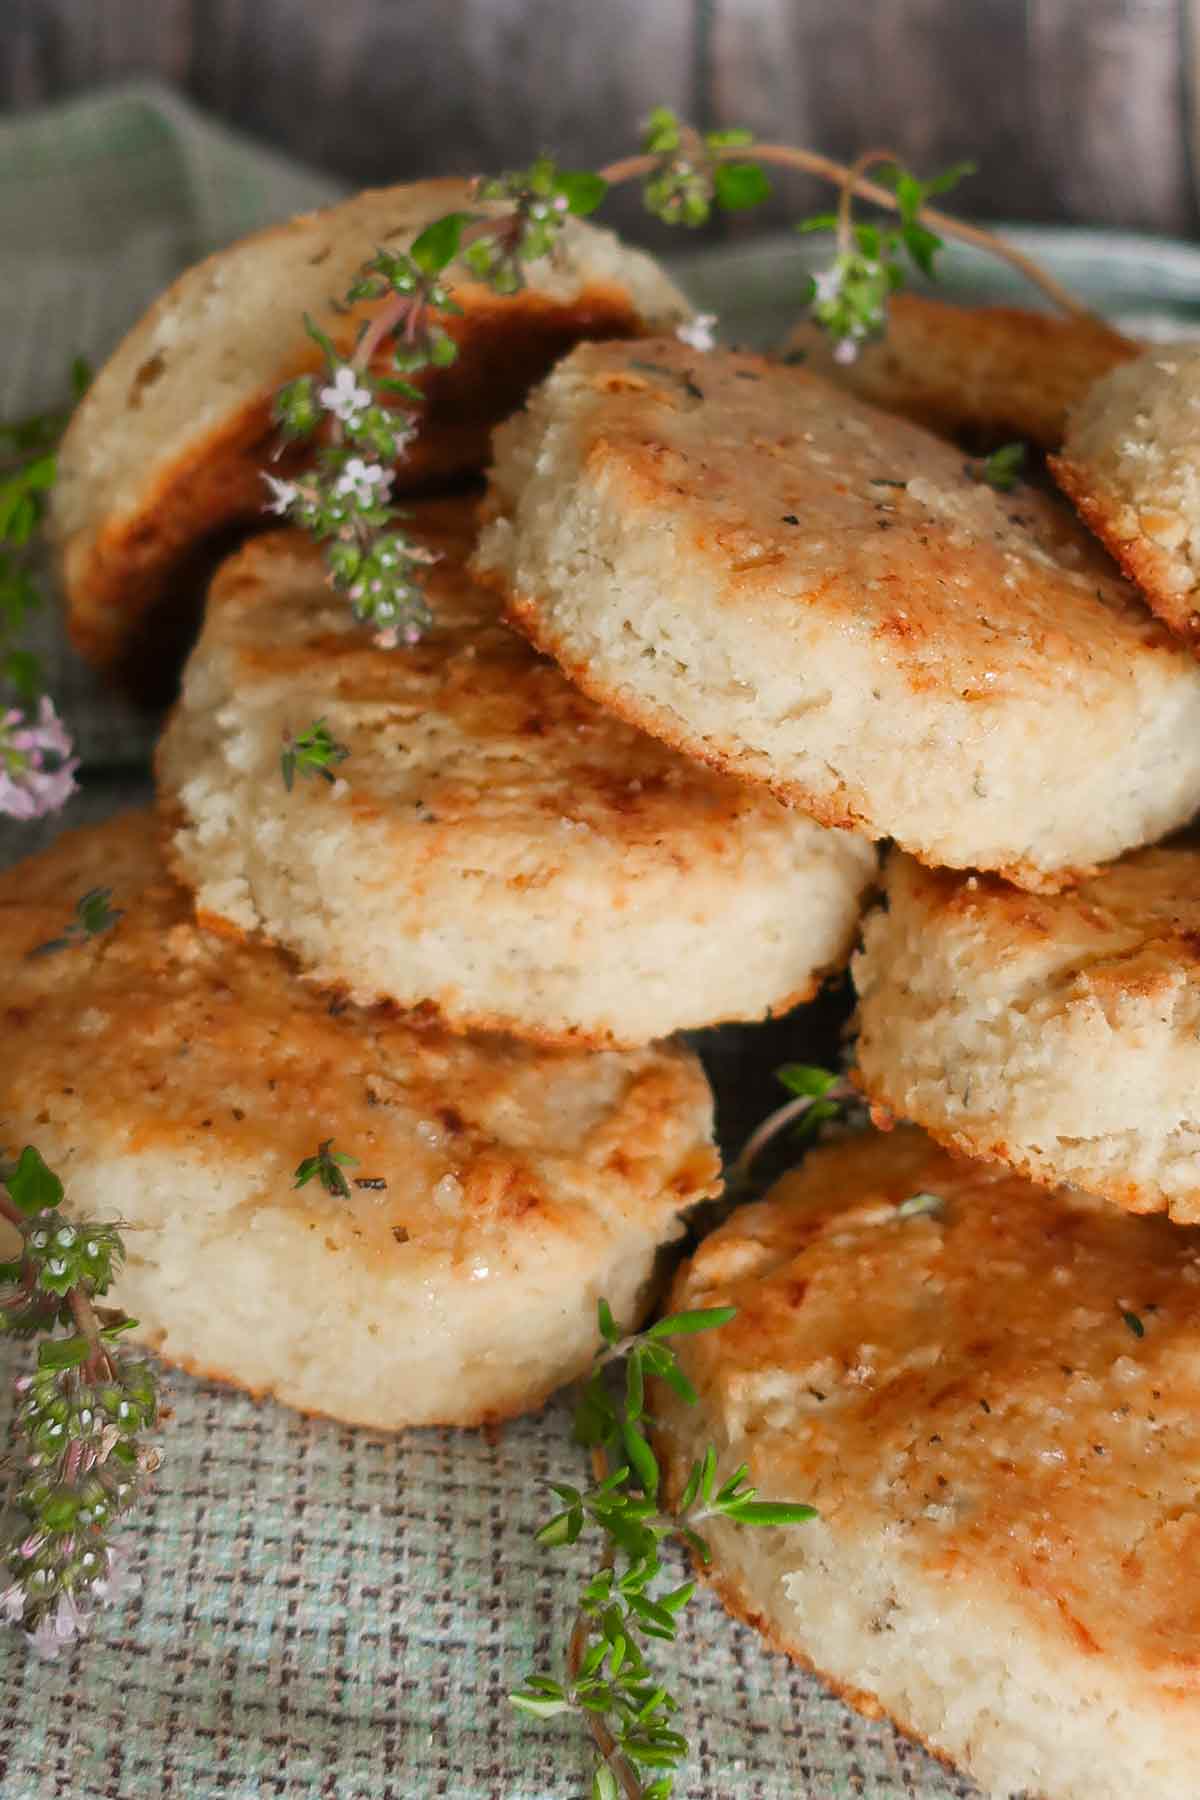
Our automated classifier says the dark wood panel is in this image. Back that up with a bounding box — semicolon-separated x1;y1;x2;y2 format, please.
711;0;1047;226
3;1;696;192
1028;0;1194;231
3;0;1199;238
710;0;1198;233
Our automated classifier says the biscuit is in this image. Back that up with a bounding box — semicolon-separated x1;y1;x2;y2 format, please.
156;496;875;1046
0;812;719;1430
787;294;1135;448
655;1126;1200;1800
49;179;689;679
854;846;1200;1221
1053;344;1200;647
472;336;1200;889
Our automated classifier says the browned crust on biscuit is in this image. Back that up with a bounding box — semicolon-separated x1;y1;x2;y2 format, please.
789;295;1136;452
854;1063;1190;1223
66;284;652;679
132;1327;563;1432
1051;453;1200;648
157;779;834;1048
653;1425;1003;1794
496;576;1080;895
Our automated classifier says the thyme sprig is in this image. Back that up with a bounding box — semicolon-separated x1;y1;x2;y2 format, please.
725;1062;859;1194
800;150;976;360
281;718;350;792
273;113;1087;652
27;887;123;959
978;441;1027;491
293;1139;358;1199
511;1301;815;1798
0;1146;159;1657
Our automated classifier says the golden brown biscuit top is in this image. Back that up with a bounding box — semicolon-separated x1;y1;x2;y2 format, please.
884;843;1200;1006
194;494;791;853
531;337;1179;699
786;294;1136;450
665;1127;1200;1674
0;813;718;1259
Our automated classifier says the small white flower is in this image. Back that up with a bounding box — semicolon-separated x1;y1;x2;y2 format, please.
334;458;394;509
319;364;372;427
262;473;299;515
811;266;844;307
91;1545;139;1606
1;1583;25;1624
29;1616;60;1659
0;697;78;821
675;312;718;353
833;338;859;366
374;628;400;650
29;1590;89;1660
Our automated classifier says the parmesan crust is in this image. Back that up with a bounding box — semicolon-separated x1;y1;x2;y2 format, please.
787;294;1136;449
854;845;1200;1221
655;1128;1200;1800
473;336;1200;888
156;496;875;1045
0;813;719;1430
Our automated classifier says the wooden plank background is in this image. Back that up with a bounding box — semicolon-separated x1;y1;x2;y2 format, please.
3;0;1199;240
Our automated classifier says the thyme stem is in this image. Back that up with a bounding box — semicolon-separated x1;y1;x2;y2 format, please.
598;144;1089;319
726;1079;855;1192
566;1443;644;1800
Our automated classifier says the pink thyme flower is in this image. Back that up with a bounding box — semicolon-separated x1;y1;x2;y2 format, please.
334;458;393;508
29;1589;89;1660
91;1545;139;1606
262;472;300;515
811;266;844;307
319;365;372;429
0;697;78;820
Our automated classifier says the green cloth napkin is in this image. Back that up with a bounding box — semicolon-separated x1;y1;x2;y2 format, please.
3;80;1200;1800
0;82;341;771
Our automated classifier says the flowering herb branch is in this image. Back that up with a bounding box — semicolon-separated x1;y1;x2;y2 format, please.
511;1300;816;1798
0;1146;159;1658
273;112;1086;655
0;360;89;821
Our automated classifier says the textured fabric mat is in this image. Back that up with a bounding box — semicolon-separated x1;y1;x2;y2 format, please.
5;81;1200;1800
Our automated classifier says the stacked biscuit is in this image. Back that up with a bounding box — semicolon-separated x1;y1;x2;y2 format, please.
5;183;877;1435
468;318;1200;1797
6;180;1200;1792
